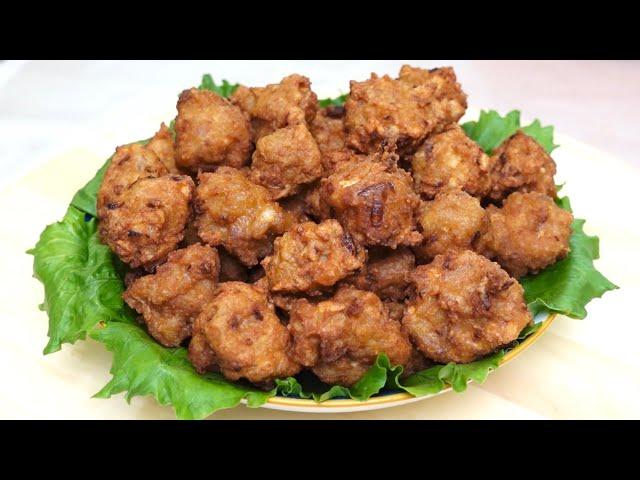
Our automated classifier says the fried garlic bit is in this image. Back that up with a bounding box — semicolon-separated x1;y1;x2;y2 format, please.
476;191;573;278
123;244;220;347
262;219;365;295
344;65;467;155
188;282;301;387
414;189;486;262
320;157;422;248
288;286;413;386
174;88;252;172
402;250;532;364
411;124;493;199
194;167;287;266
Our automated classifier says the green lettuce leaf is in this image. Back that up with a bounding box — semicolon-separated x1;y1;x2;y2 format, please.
462;109;557;154
521;119;559;153
27;206;128;354
90;320;274;420
199;74;239;98
318;93;348;108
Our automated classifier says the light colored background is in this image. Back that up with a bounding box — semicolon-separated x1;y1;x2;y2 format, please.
0;60;638;419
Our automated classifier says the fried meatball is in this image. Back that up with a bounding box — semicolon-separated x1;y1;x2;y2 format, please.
488;131;557;202
310;105;351;172
97;143;168;218
233;74;318;140
410;124;492;199
320;159;422;247
344;66;466;155
99;175;194;269
249;124;323;199
147;123;178;173
262;220;365;294
476;191;573;278
174;88;252;172
194;167;287;266
414;190;485;262
188;282;301;386
123;244;220;347
288;286;413;386
403;346;432;377
402;250;532;364
344;247;415;301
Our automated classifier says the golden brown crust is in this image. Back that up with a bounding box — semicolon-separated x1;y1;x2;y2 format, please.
414;190;485;262
344;66;466;155
188;282;301;386
194;167;287;266
488;131;557;202
343;246;415;301
310;106;350;172
97;143;168;218
99;175;194;269
174;88;252;172
147;123;178;174
288;286;413;386
233;75;318;140
476;191;573;278
123;244;220;347
262;220;365;294
250;124;323;199
410;124;492;199
320;158;422;248
402;250;532;364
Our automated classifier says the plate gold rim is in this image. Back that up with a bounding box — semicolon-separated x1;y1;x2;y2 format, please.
266;313;557;409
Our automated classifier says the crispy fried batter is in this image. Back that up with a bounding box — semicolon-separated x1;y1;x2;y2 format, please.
344;247;415;301
99;175;194;269
288;286;413;386
344;66;467;154
411;124;492;199
402;250;532;364
414;190;485;261
476;191;573;278
488;131;557;202
250;124;323;199
310;105;351;173
320;158;421;247
97;143;168;218
232;74;318;140
188;282;301;386
278;190;313;229
195;167;287;266
123;244;220;347
262;220;365;294
174;88;252;172
147;123;178;173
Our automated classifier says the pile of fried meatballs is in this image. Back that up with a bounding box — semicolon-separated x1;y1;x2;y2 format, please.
97;65;573;390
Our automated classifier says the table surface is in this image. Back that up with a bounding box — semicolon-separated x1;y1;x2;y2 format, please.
1;60;638;419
